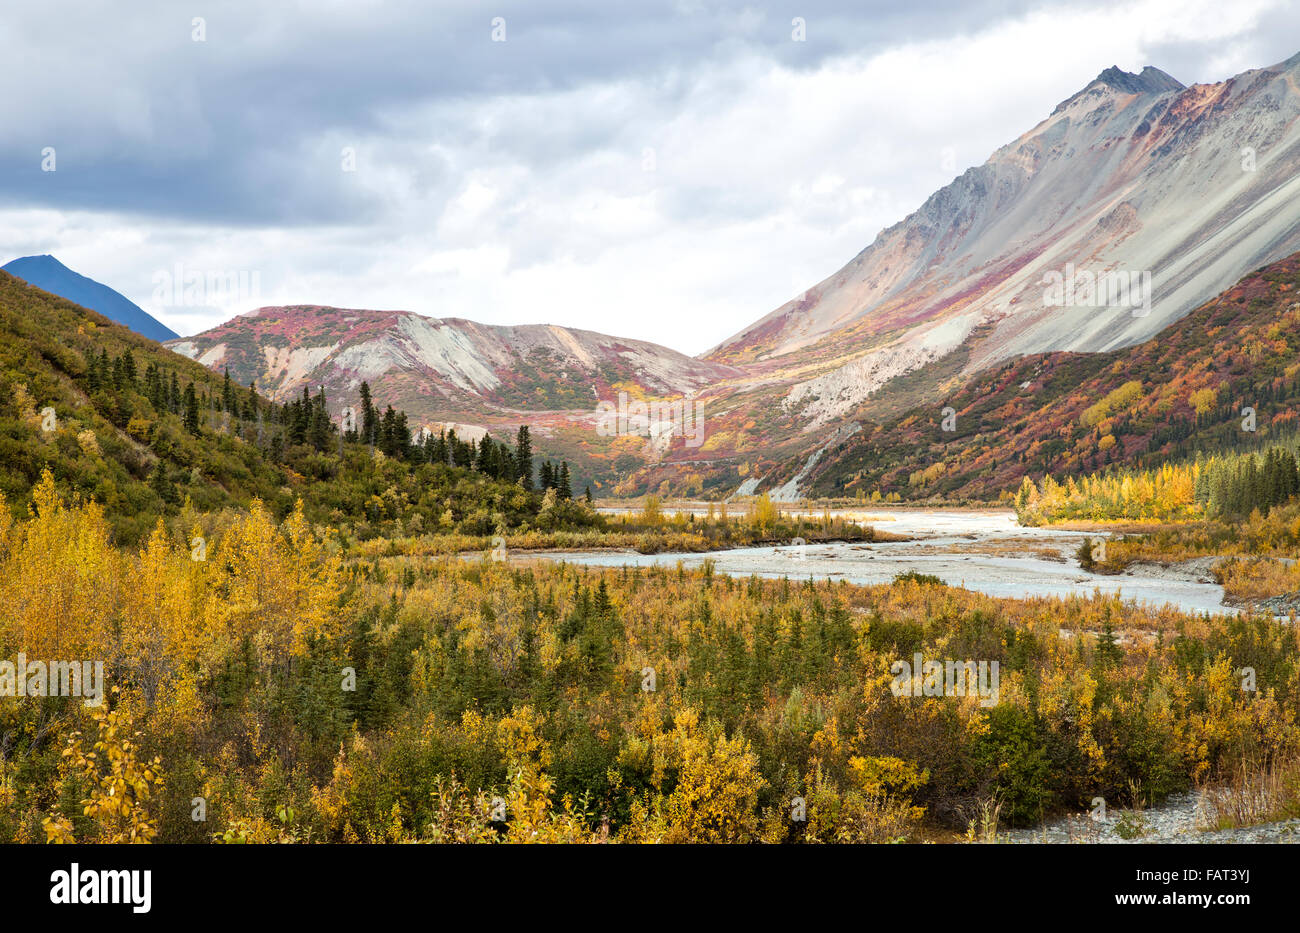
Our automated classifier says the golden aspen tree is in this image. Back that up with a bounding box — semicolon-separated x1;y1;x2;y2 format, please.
0;470;116;661
44;699;164;844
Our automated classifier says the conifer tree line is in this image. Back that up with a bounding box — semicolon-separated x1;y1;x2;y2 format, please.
1016;443;1300;524
340;381;540;488
1196;444;1300;517
89;348;549;489
538;459;573;499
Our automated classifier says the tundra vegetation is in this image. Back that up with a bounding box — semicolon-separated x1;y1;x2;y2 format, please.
2;473;1297;843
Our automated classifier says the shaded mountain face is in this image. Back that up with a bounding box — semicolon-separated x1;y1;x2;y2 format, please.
2;255;178;342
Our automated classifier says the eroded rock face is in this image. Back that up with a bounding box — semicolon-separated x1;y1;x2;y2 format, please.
168;303;741;413
708;54;1300;423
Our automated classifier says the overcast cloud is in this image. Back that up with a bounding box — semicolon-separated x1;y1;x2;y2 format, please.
1;0;1297;352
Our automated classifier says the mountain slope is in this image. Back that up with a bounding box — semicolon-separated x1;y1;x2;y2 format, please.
2;254;178;342
169;305;737;408
167;52;1300;501
0;268;285;540
168;305;742;491
706;53;1300;430
0;271;563;543
793;250;1300;500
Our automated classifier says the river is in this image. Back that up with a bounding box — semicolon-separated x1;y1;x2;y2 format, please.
532;508;1232;616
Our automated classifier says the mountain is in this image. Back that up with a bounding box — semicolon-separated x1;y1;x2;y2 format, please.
167;305;740;491
709;56;1300;386
575;54;1285;498
787;249;1300;500
678;52;1300;496
168;305;736;408
0;270;569;543
1;255;178;342
170;52;1300;500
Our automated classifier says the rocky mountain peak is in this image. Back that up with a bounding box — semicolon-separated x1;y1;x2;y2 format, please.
1092;65;1185;95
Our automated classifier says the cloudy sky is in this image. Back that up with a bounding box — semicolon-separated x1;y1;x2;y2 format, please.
2;0;1298;353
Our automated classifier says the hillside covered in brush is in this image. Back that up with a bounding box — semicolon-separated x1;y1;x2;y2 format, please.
783;251;1300;501
0;272;596;543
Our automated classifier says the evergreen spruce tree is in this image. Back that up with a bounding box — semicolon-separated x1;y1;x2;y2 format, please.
308;387;332;451
394;410;411;460
183;383;200;435
1095;622;1123;668
515;425;533;490
558;462;572;500
148;462;172;503
359;382;377;447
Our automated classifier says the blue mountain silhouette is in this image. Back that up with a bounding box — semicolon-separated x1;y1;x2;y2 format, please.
1;254;178;341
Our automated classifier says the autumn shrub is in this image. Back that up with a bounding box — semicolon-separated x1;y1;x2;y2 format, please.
969;704;1054;826
2;483;1299;843
799;757;928;843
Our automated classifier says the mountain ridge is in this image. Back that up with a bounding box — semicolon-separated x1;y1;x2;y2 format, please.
168;303;738;404
661;50;1300;498
166;303;741;491
93;50;1300;499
